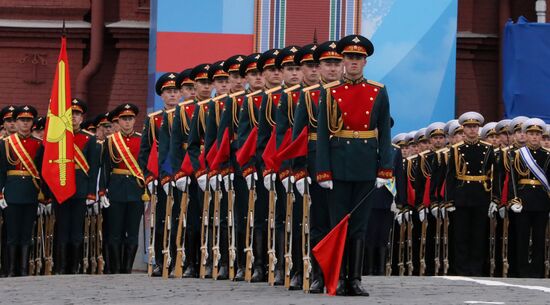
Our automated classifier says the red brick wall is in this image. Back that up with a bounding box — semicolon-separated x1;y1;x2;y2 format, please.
285;0;330;45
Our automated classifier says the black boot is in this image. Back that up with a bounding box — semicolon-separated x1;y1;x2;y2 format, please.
183;230;197;278
103;245;111;274
375;247;386;276
109;244;121;274
70;243;82;274
251;229;265;282
56;243;68;275
123;244;138;274
364;246;374;275
309;256;325;294
273;231;285;286
234;232;246;281
348;239;369;296
20;245;29;276
336;243;348;296
7;246;17;277
289;232;303;290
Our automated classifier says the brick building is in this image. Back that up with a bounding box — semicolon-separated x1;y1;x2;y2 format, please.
0;0;547;126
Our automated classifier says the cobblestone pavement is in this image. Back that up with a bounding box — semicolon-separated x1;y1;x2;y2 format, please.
1;274;549;305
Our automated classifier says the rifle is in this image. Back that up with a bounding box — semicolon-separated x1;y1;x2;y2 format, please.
434;205;441;276
199;184;211;279
244;178;256;282
406;211;414;276
0;212;3;272
28;218;36;276
90;208;97;274
97;207;104;275
545;222;550;278
173;182;189;278
147;185;157;276
267;179;277;286
227;178;237;280
283;178;294;288
442;207;449;276
502;149;517;278
35;212;44;275
211;178;222;280
82;208;90;274
302;182;312;292
44;211;55;275
489;213;496;277
419;210;427;276
385;212;394;276
397;210;406;276
162;184;174;279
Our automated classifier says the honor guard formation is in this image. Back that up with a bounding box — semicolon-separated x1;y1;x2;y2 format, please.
1;34;549;297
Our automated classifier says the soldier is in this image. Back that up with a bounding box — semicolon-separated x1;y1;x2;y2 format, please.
496;119;511;148
446;112;495;276
0;105;44;277
98;103;145;274
54;99;100;274
481;122;499;147
139;71;180;276
543;126;550;149
32;116;45;140
507;118;549;278
94;112;114;142
316;34;392;296
0;106;17;137
81;119;97;134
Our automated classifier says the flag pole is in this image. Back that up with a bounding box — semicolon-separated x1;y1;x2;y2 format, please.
349;183;377;216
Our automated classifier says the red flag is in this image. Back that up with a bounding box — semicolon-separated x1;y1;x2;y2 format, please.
407;177;415;207
206;142;219;167
146;141;159;179
236;127;258;167
422;176;431;208
211;129;230;170
312;214;350;296
500;172;509;205
42;36;76;204
275;127;308;162
262;128;277;170
180;153;194;176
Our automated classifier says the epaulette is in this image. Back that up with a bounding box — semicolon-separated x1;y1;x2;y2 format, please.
212;93;228;101
166;108;176;114
81;129;95;137
392;143;400;149
419;150;430;156
283;84;301;93
148;110;163;117
106;134;114;139
494;147;501;153
436;147;449;154
179;99;195;106
501;145;511;153
96;139;105;144
265;86;282;94
198;98;212;106
407;154;418;161
452;141;464;148
479;140;492;146
367;79;385;88
323;80;341;89
135;132;142;137
230;90;246;98
302;84;320;92
246;89;263;97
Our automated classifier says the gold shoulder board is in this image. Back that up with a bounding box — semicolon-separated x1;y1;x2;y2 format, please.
265;86;282;94
367;79;385;88
283;84;301;93
230;90;246;98
323;80;341;89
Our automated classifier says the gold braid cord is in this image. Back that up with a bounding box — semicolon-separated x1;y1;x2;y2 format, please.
325;89;343;134
232;97;240;129
265;94;276;127
407;158;416;182
248;96;258;128
287;92;295;127
305;92;317;128
180;106;191;135
108;137;122;164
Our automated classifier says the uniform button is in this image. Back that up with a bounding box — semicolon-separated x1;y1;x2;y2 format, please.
362;84;366;87
370;97;374;101
344;86;348;89
346;141;350;144
346;126;350;130
467;181;470;184
480;161;483;164
364;124;368;128
311;92;315;96
338;98;342;102
466;162;469;165
374;88;379;92
344;112;347;116
332;90;336;93
186;106;189;109
366;111;370;115
364;140;368;143
466;145;469;148
479;170;482;173
467;171;470;174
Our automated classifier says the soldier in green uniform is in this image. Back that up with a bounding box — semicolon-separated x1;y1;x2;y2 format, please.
446;112;496;276
32;116;45;140
0;105;44;277
0;106;17;137
54;99;100;274
316;35;392;296
139;72;180;276
94;112;114;142
99;103;145;274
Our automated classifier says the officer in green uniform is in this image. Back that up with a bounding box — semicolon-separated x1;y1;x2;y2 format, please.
54;99;100;274
32;116;46;140
316;35;393;296
139;72;180;276
0;105;44;277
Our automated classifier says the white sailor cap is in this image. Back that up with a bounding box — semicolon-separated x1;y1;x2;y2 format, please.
425;122;446;138
444;119;458;134
509;116;529;133
458;111;484;126
495;119;511;134
480;122;497;139
447;120;463;136
521;118;546;133
406;131;417;144
392;133;408;146
414;128;427;142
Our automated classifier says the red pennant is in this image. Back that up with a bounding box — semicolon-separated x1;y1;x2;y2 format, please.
312;214;350;296
146;141;159;179
422;176;431;208
407;177;415;207
500;172;509;205
211;129;230;171
180;153;194;176
439;178;446;198
270;128;293;172
275;127;308;162
262;127;277;171
206;141;218;167
236;127;258;167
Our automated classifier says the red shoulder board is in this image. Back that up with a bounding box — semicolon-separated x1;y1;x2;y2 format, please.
184;103;195;119
331;82;380;131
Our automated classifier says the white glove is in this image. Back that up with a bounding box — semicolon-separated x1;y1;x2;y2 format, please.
45;203;52;215
223;173;234;191
295;177;312;196
390;201;400;214
404;210;412;223
147;180;157;194
209;174;221;190
511;203;523;213
176;176;190;191
395;212;403;225
93;202;99;215
163;181;174;195
263;173;276;191
488;202;498;218
144;201;151;213
375;177;390;189
499;206;506;219
245;172;258;190
430;205;439;217
86;199;95;207
38;203;45;216
318;180;333;190
440;206;446;219
447;205;456;213
419;208;426;222
0;198;7;209
281;176;296;193
100;195;110;209
197;174;207;192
